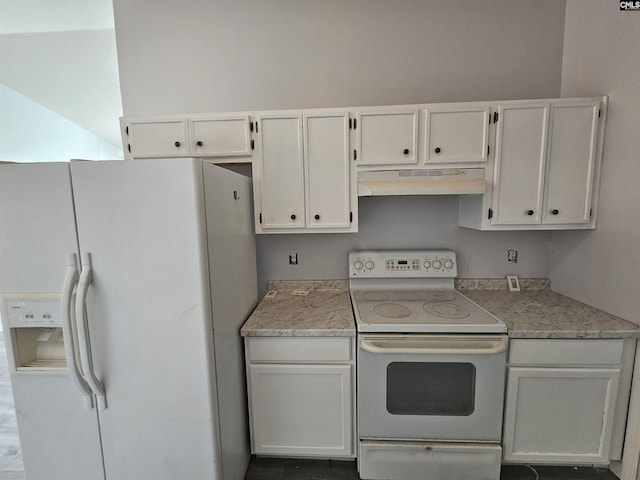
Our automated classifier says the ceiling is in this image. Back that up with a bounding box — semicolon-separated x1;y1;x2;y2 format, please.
0;0;122;146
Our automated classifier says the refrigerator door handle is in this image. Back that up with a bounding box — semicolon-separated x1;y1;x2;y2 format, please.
61;253;94;409
75;252;108;410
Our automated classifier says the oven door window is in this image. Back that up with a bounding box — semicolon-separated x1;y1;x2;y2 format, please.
386;362;476;416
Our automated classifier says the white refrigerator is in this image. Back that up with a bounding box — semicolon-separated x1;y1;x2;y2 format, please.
0;158;258;480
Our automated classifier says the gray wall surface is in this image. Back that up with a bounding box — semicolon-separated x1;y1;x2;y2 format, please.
549;1;640;324
112;0;567;294
113;0;566;114
258;196;551;296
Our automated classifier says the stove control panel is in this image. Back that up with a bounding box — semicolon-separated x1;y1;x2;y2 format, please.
349;250;457;278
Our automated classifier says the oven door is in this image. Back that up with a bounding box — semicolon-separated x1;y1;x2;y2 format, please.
358;334;507;442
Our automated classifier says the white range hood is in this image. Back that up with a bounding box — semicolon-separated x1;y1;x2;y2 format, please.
357;168;486;196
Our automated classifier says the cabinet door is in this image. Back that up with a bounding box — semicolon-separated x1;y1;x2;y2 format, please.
503;367;619;464
190;116;252;157
257;114;305;229
304;113;350;229
357;110;418;165
424;106;490;164
491;104;549;225
248;364;353;457
128;120;190;158
542;102;599;224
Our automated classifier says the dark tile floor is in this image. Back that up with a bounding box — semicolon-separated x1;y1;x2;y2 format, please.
244;457;620;480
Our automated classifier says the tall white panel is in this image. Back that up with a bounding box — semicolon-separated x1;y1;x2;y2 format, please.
203;163;257;480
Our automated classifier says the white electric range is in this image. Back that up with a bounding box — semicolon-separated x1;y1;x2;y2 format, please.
349;249;505;334
349;250;507;480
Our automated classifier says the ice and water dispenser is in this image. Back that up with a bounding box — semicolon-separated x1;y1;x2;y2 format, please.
1;294;67;371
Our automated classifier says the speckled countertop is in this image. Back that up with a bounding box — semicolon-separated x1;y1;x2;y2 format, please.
458;279;640;339
240;280;355;337
241;278;639;339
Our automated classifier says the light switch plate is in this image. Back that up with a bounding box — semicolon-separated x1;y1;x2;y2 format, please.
507;275;521;292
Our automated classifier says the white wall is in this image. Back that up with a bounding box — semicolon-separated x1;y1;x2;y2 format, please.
548;1;640;324
112;0;566;293
0;84;122;162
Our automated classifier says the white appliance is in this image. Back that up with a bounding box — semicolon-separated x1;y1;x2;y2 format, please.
0;159;258;480
349;250;507;480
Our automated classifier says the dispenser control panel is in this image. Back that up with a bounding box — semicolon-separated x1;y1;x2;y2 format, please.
2;296;61;327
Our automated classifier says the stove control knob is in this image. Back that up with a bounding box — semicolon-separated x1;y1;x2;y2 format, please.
353;260;364;271
423;260;432;269
444;259;454;270
365;260;375;270
432;259;443;270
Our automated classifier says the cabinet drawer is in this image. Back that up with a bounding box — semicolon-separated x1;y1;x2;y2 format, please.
509;339;624;366
246;337;352;362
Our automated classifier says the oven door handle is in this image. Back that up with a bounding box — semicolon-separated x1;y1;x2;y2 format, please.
360;336;508;355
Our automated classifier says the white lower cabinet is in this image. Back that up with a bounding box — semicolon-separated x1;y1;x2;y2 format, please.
502;339;626;465
245;337;356;458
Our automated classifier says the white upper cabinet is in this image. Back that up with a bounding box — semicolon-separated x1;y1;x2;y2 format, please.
256;114;305;230
356;109;418;166
253;111;356;234
424;106;490;164
120;96;606;233
491;103;549;225
126;119;190;158
189;116;252;157
121;115;252;160
459;97;606;231
542;102;599;224
304;113;351;229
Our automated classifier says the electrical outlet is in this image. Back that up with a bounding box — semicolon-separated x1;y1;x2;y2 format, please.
507;249;518;263
288;253;298;265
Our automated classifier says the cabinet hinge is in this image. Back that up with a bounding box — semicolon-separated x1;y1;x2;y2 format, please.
493;112;499;124
354;149;358;161
251;139;255;150
259;213;263;224
488;208;493;219
350;212;353;223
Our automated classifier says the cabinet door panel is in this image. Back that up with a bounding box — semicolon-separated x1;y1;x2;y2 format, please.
128;120;189;158
503;367;619;464
357;110;418;165
425;107;490;164
190;116;251;157
305;113;350;228
249;364;353;457
258;115;305;229
491;104;548;225
543;102;599;224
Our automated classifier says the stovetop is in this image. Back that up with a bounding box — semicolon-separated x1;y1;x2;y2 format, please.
348;250;506;334
350;288;505;333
